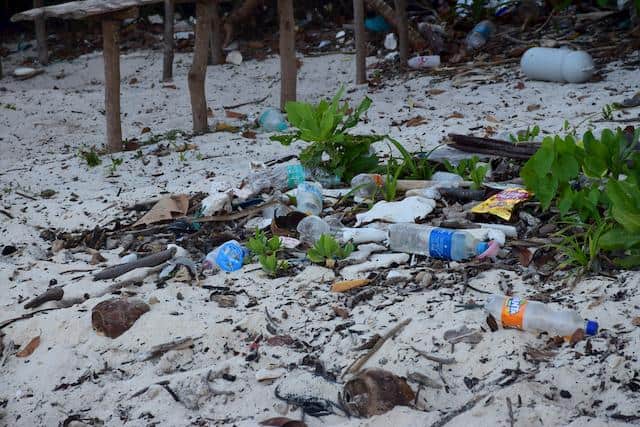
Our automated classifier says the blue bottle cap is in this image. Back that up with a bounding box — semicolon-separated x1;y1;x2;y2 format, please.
585;320;598;336
476;242;489;255
215;242;245;272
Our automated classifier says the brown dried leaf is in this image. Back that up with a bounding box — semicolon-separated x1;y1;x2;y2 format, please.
141;127;151;134
265;335;295;347
260;418;307;427
427;88;446;96
632;316;640;327
486;314;499;332
225;110;247;120
512;246;533;267
515;81;525;90
587;295;605;309
332;305;350;319
447;112;464;119
215;122;239;133
404;116;427;127
133;194;189;227
242;130;257;139
569;328;585;346
16;336;40;358
485;115;499;123
207;107;214;117
527;104;541;112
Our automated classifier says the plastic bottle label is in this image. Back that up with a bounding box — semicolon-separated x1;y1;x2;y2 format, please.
286;165;306;188
215;242;245;272
299;182;322;197
428;229;454;260
501;296;527;329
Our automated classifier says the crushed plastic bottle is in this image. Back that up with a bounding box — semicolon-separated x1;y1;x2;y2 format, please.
465;20;495;51
297;215;388;245
388;224;494;260
203;240;246;272
296;181;323;216
408;55;441;69
259;108;288;132
484;294;598;337
350;173;385;199
245;164;340;196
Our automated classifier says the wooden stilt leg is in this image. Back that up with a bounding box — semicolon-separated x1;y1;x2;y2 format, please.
209;0;224;65
163;0;174;81
34;0;49;65
102;19;122;153
353;0;366;84
278;0;296;110
394;0;408;67
189;0;212;134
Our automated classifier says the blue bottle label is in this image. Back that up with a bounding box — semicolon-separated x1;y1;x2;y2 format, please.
286;165;306;188
428;229;454;260
215;242;245;272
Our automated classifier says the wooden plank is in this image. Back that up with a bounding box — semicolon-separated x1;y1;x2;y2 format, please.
12;0;163;22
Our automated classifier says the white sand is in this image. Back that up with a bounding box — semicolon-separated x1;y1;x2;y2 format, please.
1;37;639;426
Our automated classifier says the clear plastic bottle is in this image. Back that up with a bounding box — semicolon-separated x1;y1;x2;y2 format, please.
350;173;385;199
465;20;495;51
484;294;599;337
203;240;246;272
245;164;340;196
408;55;441;69
388;224;489;260
297;215;388;245
296;181;323;216
259;108;288;132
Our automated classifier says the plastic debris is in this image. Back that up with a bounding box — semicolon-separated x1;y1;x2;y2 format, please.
470;188;531;220
355;197;436;226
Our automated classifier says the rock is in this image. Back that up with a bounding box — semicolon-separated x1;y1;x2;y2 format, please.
91;298;150;338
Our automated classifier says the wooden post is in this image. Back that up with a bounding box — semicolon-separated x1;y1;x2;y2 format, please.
163;0;174;81
365;0;426;50
278;0;296;110
209;0;224;65
34;0;48;65
353;0;366;84
102;19;122;153
189;0;212;134
394;0;408;67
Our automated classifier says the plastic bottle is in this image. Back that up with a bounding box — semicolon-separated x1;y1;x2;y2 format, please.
246;164;340;196
350;173;385;199
484;294;599;337
465;20;495;51
296;181;323;216
520;47;594;83
297;215;388;245
203;240;246;272
388;224;490;260
408;55;441;69
259;108;288;132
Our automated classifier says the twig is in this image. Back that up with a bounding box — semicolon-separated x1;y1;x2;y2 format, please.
133;336;197;363
222;94;269;110
15;190;37;201
0;209;13;219
431;394;488;427
410;346;456;365
93;247;176;281
342;318;411;378
24;287;64;309
0;308;59;330
532;11;555;34
507;397;515;427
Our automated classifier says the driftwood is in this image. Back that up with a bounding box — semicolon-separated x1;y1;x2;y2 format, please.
447;133;541;159
24;287;64;309
93;247;176;281
12;0;163;21
364;0;427;50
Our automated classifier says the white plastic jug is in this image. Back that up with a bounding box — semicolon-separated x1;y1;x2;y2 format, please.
520;47;594;83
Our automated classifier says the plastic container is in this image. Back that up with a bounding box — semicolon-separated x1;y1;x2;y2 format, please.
203;240;246;272
245;164;307;196
297;215;388;245
388;224;490;260
465;20;495;51
520;47;594;83
384;33;398;50
296;181;323;216
408;55;441;69
259;108;288;132
365;15;391;33
350;173;385;199
484;294;598;337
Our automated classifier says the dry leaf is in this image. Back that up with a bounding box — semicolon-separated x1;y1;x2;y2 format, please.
512;246;533;267
632;316;640;327
404;116;427;127
129;77;138;85
141;127;151;134
163;83;177;89
242;130;257;139
587;295;605;309
215;122;239;133
444;325;483;344
484;126;496;137
225;110;247;120
515;81;525;90
16;336;40;358
569;328;585;346
207;107;214;117
341;369;415;417
133;194;190;227
447;112;464;119
527;104;541;112
485;115;499;123
486;314;499;332
260;418;307;427
265;335;295;347
332;305;350;319
427;88;445;96
331;279;370;293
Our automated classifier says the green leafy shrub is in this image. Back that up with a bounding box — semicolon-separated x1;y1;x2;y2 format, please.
246;229;290;277
307;234;354;268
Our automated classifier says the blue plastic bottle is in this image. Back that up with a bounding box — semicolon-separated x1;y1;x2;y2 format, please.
388;224;489;261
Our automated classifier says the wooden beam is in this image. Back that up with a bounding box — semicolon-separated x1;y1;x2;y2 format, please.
353;0;366;84
34;0;49;65
102;19;123;153
394;0;408;67
189;0;211;134
163;0;174;81
278;0;296;110
209;0;224;65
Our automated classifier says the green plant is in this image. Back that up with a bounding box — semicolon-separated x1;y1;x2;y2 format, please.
307;234;354;268
3;104;16;110
510;125;540;143
271;87;384;182
469;163;488;190
552;219;611;273
246;229;289;277
178;152;187;162
602;103;618;121
443;155;488;189
386;138;439;180
80;148;102;167
107;157;123;174
382;157;404;202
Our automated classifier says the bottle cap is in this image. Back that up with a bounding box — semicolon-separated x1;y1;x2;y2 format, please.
585;320;598;336
476;242;490;255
